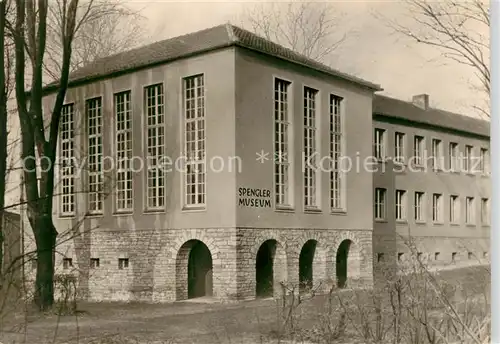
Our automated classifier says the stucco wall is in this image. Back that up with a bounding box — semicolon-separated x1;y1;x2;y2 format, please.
234;48;374;231
372;117;490;268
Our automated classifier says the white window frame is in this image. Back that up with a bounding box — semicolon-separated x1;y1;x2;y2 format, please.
465;196;475;224
413;135;425;166
144;83;165;211
374;188;386;220
303;86;320;209
394;132;405;164
115;91;134;212
479;148;489;174
395;189;407;221
414;191;425;222
481;198;489;225
432;193;443;223
60;103;75;216
274;77;293;209
464;145;473;173
449;142;459;172
330;94;345;211
449;195;459;224
431;138;443;170
86;97;103;215
183;74;206;208
373;128;386;161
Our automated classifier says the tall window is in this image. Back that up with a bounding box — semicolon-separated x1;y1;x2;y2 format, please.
481;198;489;225
374;188;386;220
479;148;489;174
145;83;165;210
413;136;425;166
449;142;459;172
449;195;459;223
464;145;473;173
184;74;206;207
465;197;475;224
303;86;319;209
432;193;443;222
330;94;344;210
373;128;386;161
431;138;443;170
60;103;75;215
414;191;424;222
274;78;292;208
115;91;133;212
395;189;407;221
87;97;103;214
394;132;405;163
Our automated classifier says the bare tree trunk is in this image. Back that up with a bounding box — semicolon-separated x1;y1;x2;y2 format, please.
33;216;57;308
0;0;7;281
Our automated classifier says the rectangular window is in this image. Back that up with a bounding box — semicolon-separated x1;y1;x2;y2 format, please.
414;191;424;222
373;128;386;161
479;148;489;174
86;97;103;214
481;198;489;225
449;195;459;223
274;78;292;208
394;132;405;163
60;103;75;216
330;95;344;211
144;84;165;210
464;145;473;173
145;83;165;210
118;258;129;269
374;188;386;220
183;75;206;208
303;86;319;209
431;138;443;170
449;142;459;171
90;258;100;269
465;197;475;224
115;91;133;212
62;258;73;270
377;253;384;262
432;193;443;222
413;136;425;166
395;189;407;221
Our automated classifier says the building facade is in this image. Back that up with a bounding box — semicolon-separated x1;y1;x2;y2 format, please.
372;94;490;274
22;24;490;303
24;24;378;302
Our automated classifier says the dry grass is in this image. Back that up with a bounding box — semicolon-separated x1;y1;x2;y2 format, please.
0;265;489;344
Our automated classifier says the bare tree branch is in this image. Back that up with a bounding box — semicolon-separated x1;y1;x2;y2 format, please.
374;0;490;116
245;2;351;63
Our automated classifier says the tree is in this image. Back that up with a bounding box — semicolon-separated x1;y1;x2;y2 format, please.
10;0;144;311
245;2;351;63
0;0;7;279
43;0;146;79
377;0;490;116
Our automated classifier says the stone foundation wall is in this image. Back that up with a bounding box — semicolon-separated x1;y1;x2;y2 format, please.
372;233;490;275
23;227;373;303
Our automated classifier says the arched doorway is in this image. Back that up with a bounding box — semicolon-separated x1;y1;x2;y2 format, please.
299;240;317;292
176;240;213;300
336;240;352;288
255;240;277;297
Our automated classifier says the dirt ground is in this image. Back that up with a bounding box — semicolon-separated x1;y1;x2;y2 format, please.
0;265;489;344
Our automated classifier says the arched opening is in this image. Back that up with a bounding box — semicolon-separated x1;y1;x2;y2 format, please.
176;240;213;300
336;239;352;288
255;239;277;297
299;240;317;292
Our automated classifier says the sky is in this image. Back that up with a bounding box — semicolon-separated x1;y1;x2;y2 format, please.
124;0;489;117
